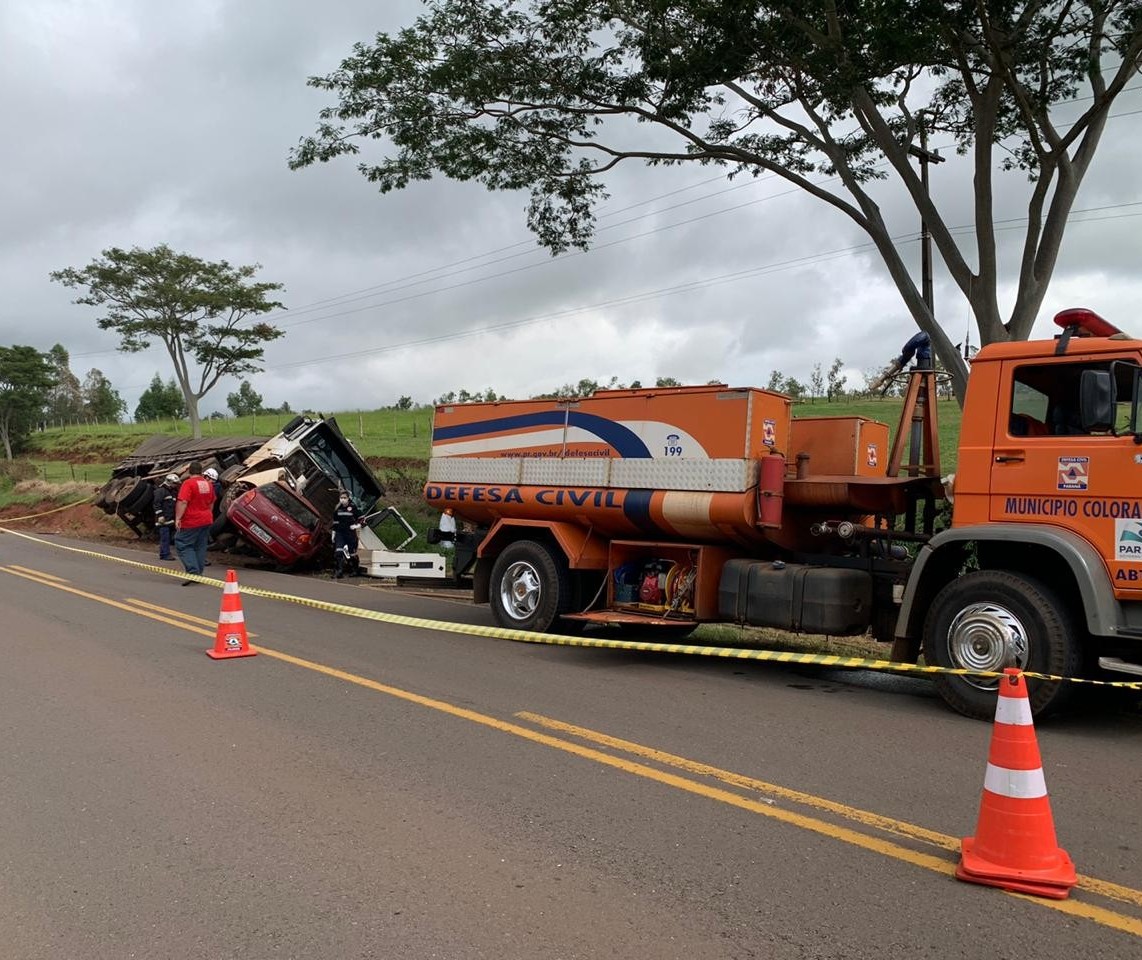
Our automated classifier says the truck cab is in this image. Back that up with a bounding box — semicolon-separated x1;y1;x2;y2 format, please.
899;308;1142;716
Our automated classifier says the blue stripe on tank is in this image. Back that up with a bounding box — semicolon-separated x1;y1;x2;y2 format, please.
622;489;659;534
433;411;651;458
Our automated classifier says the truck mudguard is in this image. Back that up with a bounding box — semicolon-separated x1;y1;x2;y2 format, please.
897;523;1122;641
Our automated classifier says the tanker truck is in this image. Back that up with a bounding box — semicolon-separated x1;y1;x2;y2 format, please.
424;308;1142;720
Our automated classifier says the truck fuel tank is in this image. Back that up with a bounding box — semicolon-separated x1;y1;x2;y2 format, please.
718;559;873;636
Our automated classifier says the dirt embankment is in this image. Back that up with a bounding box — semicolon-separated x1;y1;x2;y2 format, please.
0;498;139;546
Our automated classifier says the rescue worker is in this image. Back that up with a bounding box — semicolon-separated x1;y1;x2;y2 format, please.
204;466;228;552
331;490;362;579
437;507;456;551
153;474;179;561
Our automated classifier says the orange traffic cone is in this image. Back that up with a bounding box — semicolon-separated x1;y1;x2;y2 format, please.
956;668;1075;899
207;569;257;660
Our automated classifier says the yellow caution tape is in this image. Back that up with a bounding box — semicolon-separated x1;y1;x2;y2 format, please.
1;525;1140;690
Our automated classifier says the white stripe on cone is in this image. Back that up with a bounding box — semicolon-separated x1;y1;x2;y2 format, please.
983;762;1048;799
994;694;1034;726
218;610;246;624
224;581;239;595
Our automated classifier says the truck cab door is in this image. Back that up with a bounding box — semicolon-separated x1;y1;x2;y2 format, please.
989;356;1142;594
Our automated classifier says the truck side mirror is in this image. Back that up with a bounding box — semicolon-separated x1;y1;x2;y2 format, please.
1079;369;1115;433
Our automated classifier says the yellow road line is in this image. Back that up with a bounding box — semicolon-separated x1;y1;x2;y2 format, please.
122;598;258;637
0;567;216;638
3;562;1141;937
7;564;68;582
517;711;1142;910
251;644;1142;939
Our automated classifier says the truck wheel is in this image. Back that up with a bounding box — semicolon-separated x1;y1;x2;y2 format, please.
489;541;571;633
119;479;153;514
923;570;1081;720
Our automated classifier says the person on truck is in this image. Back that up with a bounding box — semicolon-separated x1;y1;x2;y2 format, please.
153;474;179;561
331;490;362;579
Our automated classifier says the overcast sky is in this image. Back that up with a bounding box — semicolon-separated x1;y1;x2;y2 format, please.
3;0;1141;418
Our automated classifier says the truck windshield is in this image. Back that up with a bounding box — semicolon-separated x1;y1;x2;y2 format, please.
259;482;321;530
298;421;382;512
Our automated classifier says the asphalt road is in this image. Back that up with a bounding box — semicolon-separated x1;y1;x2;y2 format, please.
1;529;1140;960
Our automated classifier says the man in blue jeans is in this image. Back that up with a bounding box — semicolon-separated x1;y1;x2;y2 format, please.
173;460;216;585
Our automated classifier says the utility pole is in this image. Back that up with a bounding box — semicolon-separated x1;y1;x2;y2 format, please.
905;117;944;484
908;118;945;316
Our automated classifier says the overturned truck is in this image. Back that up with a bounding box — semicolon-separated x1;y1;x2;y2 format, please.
96;415;445;578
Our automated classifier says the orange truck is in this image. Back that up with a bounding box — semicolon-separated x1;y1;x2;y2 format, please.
424;308;1142;719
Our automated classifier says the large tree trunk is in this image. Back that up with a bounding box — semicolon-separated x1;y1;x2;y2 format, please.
187;397;202;440
0;415;12;461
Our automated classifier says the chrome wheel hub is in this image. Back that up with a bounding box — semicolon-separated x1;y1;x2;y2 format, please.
945;602;1030;691
500;560;541;621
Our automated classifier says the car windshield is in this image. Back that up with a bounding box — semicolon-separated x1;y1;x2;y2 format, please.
259;482;321;530
298;421;382;512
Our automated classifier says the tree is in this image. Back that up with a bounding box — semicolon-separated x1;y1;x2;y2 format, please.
81;369;126;423
226;380;264;418
826;357;847;401
0;346;53;459
292;2;1142;403
51;244;285;438
45;344;84;424
396;395;413;410
765;370;784;392
654;376;681;387
808;363;825;402
136;374;187;421
781;375;806;399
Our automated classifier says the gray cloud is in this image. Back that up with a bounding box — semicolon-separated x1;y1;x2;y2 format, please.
3;0;1141;418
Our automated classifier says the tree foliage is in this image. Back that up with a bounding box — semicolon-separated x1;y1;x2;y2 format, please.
226;380;264;418
0;346;53;460
45;344;84;423
81;369;126;423
136;373;187;421
809;363;825;401
50;244;285;438
292;1;1142;402
826;357;847;400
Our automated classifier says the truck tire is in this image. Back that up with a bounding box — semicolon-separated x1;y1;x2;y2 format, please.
489;541;572;633
119;479;153;514
923;570;1081;721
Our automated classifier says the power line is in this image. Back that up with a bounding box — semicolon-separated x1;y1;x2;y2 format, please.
256;206;1142;375
68;94;1142;360
261;83;1142;320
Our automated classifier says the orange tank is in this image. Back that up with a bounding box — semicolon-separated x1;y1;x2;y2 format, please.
425;386;892;551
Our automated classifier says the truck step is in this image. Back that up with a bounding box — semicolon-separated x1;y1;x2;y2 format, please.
1098;657;1142;678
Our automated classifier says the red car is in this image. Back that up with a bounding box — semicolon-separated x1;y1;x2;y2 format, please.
226;481;323;565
